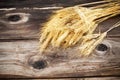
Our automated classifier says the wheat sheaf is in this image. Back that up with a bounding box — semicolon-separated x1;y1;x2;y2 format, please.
39;0;120;56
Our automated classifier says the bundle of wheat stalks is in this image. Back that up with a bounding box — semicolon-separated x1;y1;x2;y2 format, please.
39;0;120;56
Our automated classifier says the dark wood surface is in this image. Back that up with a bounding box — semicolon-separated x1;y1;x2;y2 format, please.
0;0;120;79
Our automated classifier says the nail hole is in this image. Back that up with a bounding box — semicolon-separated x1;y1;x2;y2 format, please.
96;44;108;51
32;60;47;69
7;15;21;22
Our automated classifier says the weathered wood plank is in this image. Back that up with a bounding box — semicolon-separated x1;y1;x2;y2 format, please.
0;8;120;39
0;37;120;78
72;77;120;80
0;0;120;78
0;9;53;39
54;77;120;80
41;77;120;80
0;0;101;8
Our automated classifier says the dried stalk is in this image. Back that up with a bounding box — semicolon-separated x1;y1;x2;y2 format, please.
39;0;120;56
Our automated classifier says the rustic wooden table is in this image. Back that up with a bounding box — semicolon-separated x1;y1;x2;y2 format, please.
0;0;120;79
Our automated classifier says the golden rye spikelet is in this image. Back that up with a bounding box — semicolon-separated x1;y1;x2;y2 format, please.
39;0;120;56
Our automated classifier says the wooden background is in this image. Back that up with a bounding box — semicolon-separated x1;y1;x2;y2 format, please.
0;0;120;79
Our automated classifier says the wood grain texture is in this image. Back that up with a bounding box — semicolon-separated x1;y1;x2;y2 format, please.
0;0;101;8
41;77;120;80
0;8;53;39
0;8;120;39
0;0;120;79
0;38;120;78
